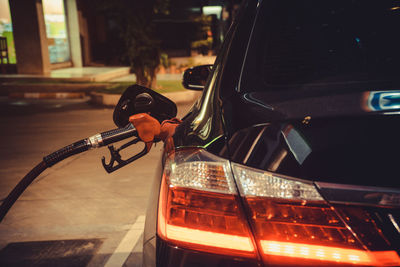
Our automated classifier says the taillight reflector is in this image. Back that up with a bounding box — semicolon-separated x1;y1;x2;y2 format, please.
263;241;365;264
157;149;256;257
261;240;400;266
233;163;400;266
166;224;254;252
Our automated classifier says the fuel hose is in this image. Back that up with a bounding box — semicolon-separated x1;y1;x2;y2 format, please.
0;123;137;223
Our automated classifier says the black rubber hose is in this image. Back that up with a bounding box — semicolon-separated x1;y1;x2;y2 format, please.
0;161;47;222
0;140;90;223
43;139;89;167
0;125;137;223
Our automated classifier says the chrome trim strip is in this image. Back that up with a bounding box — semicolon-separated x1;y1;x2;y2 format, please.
315;182;400;207
243;126;266;164
188;84;204;89
388;214;400;234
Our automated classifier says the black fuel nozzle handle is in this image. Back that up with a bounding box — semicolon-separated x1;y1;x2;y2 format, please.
86;123;137;149
100;123;152;173
100;123;137;146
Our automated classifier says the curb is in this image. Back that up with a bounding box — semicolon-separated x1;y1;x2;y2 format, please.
0;67;130;83
4;90;202;106
2;81;202;105
0;82;110;94
90;90;202;107
89;92;121;106
9;92;87;99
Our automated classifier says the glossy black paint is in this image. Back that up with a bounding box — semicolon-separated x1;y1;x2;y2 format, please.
224;102;400;188
172;0;258;150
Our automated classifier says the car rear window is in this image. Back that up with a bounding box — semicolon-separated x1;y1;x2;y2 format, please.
227;115;400;188
241;0;400;92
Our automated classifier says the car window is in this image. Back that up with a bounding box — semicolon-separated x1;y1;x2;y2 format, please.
241;0;400;92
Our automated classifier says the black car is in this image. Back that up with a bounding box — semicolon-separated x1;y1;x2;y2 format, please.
139;0;400;266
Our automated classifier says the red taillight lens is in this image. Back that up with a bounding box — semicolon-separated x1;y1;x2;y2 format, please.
157;149;400;266
157;149;256;257
260;241;400;266
246;198;358;248
232;163;400;266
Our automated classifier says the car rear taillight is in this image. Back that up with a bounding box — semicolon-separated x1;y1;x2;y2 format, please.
157;148;400;266
232;163;400;266
157;149;257;258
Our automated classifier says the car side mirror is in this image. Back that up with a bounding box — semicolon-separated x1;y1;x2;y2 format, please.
182;64;213;91
113;84;177;127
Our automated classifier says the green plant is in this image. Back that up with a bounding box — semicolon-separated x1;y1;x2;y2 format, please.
160;53;170;69
96;0;170;88
191;39;213;55
190;15;213;55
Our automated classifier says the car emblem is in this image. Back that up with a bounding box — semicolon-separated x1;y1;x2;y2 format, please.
365;91;400;111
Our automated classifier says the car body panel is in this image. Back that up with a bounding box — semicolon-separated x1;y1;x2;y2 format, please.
222;90;400;188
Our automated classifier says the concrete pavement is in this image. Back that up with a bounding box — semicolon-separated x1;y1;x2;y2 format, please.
0;97;193;266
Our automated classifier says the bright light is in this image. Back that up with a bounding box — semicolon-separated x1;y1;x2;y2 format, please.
166;224;255;252
261;240;400;266
202;6;223;19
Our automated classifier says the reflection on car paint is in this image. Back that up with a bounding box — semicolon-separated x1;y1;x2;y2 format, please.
282;124;311;165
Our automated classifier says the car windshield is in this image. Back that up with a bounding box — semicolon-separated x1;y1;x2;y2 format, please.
241;0;400;92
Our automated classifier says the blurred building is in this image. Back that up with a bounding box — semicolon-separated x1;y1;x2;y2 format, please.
0;0;239;75
0;0;84;74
